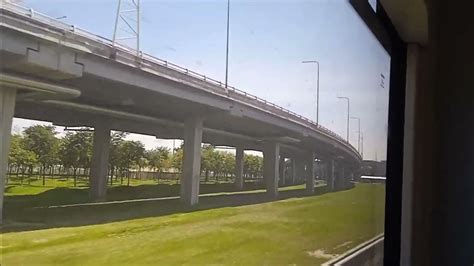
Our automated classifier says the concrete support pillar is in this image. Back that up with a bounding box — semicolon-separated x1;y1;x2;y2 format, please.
0;88;16;223
279;156;286;186
291;158;297;184
337;166;345;190
296;160;305;183
328;159;335;191
306;154;316;194
316;160;322;180
341;167;353;189
90;124;111;201
234;146;244;190
180;116;203;206
354;166;362;180
347;169;354;188
263;141;280;198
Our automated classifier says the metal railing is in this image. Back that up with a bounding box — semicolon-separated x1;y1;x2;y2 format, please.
1;1;360;158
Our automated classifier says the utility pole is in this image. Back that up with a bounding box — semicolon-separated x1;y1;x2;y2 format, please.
302;60;320;125
350;116;361;153
224;0;230;91
337;96;350;142
172;139;176;155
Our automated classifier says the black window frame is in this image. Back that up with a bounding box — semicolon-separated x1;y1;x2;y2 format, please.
349;1;407;265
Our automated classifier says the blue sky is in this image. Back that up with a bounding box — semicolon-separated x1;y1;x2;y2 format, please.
13;0;390;160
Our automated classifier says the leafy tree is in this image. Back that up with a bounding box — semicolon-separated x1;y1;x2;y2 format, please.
116;140;145;185
8;134;38;183
174;145;240;183
146;146;170;173
171;146;183;173
109;131;127;185
244;154;263;179
22;125;60;185
59;131;93;187
201;145;215;182
212;151;224;181
223;152;235;180
136;156;149;179
204;149;234;182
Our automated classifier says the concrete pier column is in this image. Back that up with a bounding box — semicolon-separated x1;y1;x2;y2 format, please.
347;169;354;189
180;116;203;206
279;156;286;186
234;146;244;190
263;141;280;198
337;166;345;190
0;88;16;223
291;158;297;184
306;154;316;194
328;159;335;191
90;124;111;201
296;160;305;183
341;167;352;189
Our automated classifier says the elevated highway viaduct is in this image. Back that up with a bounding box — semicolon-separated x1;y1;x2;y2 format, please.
0;3;362;222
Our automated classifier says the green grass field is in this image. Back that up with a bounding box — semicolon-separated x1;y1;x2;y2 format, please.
4;177;322;209
5;176;176;196
1;183;385;265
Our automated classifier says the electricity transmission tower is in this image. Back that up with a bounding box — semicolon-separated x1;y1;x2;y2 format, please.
112;0;140;56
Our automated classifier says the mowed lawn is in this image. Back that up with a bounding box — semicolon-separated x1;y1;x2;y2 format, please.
1;184;385;265
4;177;322;212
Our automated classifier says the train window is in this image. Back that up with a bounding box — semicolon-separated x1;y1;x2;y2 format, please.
1;0;390;264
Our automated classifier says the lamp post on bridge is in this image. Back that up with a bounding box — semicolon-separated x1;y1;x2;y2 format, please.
350;116;361;154
302;60;320;125
224;0;230;91
337;96;350;143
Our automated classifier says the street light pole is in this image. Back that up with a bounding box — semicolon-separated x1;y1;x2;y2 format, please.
137;0;140;57
172;139;176;155
350;116;361;153
361;132;364;158
302;60;320;125
224;0;230;90
337;96;350;142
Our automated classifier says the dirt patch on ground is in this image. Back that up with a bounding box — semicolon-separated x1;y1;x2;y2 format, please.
334;241;353;250
306;249;337;259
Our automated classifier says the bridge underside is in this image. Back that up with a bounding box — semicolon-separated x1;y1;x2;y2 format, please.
0;69;357;219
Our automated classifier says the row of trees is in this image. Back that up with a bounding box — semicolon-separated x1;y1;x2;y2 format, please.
8;125;264;186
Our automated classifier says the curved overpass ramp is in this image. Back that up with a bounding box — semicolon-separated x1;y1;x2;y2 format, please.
0;3;361;211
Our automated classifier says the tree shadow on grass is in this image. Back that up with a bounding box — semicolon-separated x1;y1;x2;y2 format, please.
4;182;267;209
2;185;337;233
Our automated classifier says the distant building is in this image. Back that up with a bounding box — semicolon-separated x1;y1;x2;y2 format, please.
360;175;386;183
361;160;386;177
